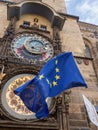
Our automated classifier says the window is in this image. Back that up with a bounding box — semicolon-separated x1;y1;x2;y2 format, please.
23;21;30;27
85;44;92;58
40;25;47;31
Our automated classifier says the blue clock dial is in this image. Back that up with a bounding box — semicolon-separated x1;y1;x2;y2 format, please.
11;33;54;63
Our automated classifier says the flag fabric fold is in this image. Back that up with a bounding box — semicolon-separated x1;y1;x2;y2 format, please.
14;52;87;119
14;77;49;119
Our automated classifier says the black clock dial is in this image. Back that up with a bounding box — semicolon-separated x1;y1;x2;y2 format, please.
11;33;54;63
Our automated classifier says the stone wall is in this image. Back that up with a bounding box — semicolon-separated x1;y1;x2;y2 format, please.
0;2;9;38
16;14;53;36
67;21;98;130
79;21;98;79
42;0;66;13
61;17;85;57
3;0;66;13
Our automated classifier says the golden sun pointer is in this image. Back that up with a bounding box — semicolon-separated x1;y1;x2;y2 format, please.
39;74;44;80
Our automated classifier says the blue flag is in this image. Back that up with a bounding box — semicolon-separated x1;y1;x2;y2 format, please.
14;52;87;119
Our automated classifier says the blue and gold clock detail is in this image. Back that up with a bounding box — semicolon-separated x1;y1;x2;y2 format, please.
11;33;54;64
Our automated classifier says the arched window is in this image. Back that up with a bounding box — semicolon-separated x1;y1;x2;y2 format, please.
85;44;92;58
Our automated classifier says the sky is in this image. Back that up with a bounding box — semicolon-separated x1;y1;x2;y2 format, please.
65;0;98;25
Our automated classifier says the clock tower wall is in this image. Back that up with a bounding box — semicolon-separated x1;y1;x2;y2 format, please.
16;14;53;36
42;0;66;13
10;0;66;13
0;2;9;38
61;16;85;57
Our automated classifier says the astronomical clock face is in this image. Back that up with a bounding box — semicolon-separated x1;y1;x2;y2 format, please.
11;33;54;63
1;74;52;120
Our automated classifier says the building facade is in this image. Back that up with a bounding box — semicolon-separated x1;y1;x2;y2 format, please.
0;0;98;130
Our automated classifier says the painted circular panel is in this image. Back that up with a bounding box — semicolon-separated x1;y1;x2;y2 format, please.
11;33;54;63
1;74;52;120
1;74;36;120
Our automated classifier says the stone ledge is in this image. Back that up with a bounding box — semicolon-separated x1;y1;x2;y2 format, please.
69;119;88;127
70;126;90;130
69;113;86;120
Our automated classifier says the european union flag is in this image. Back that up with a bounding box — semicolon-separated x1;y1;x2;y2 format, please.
14;52;87;119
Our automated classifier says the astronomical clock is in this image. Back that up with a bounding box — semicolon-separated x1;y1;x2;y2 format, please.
0;32;54;121
0;30;56;128
0;1;65;129
11;33;54;64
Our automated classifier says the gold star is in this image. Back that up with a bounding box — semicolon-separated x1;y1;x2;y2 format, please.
55;68;59;72
55;60;58;65
53;81;57;86
39;74;44;80
55;75;60;80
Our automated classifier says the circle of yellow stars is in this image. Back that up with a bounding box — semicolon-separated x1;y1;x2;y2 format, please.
38;59;60;88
